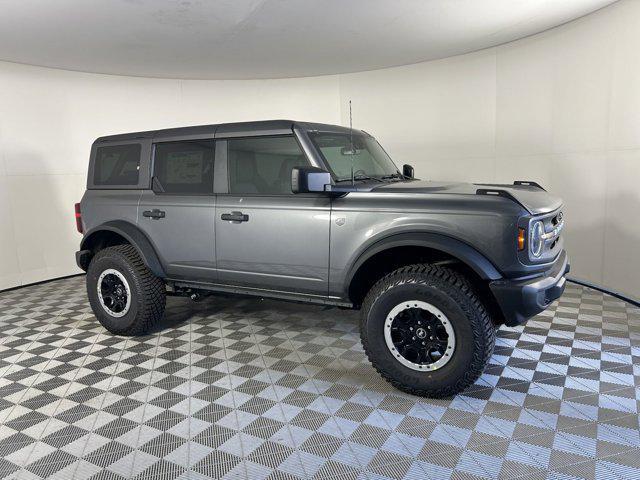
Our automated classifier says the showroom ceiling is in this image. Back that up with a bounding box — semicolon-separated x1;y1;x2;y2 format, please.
0;0;617;79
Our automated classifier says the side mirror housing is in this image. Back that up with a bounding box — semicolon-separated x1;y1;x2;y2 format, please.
402;164;414;179
291;166;333;194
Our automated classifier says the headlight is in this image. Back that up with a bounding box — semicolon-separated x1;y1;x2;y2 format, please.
530;221;544;258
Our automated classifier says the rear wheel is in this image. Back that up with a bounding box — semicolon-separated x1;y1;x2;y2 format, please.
87;245;165;335
360;264;495;398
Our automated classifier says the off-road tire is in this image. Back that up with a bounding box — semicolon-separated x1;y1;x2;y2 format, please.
87;245;165;336
360;264;495;398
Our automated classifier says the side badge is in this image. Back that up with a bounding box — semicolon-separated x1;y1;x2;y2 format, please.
335;217;346;227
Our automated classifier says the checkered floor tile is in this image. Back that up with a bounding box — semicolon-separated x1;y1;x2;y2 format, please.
0;277;638;480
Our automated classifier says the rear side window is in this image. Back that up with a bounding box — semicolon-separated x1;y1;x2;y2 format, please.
94;144;141;186
153;140;214;194
227;136;308;195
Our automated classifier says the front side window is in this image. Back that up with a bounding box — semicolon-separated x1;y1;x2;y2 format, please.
94;144;141;186
228;136;308;195
153;140;214;194
309;132;399;181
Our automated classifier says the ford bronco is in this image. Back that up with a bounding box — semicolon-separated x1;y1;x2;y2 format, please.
75;120;569;397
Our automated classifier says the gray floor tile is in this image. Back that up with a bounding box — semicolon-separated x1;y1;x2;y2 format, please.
0;278;637;479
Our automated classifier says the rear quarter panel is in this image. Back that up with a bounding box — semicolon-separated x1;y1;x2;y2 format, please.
81;190;142;233
81;136;150;235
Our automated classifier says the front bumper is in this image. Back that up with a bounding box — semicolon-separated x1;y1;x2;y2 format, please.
490;250;569;326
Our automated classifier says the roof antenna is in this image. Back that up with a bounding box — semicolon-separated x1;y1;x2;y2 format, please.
349;100;355;186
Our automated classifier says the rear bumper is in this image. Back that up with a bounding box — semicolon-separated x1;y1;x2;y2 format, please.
490;250;569;326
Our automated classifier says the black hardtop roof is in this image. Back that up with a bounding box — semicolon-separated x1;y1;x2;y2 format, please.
94;120;364;144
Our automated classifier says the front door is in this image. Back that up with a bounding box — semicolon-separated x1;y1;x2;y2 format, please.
138;139;217;281
215;135;331;295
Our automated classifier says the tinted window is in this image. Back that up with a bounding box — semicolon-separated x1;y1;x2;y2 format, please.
154;140;214;194
94;144;141;186
228;136;308;195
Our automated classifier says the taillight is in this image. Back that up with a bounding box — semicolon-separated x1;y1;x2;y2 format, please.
75;203;83;234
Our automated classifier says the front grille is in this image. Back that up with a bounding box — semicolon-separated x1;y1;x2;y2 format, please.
531;209;564;263
549;211;564;251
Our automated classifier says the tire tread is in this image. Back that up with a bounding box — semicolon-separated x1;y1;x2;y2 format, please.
89;244;165;336
360;263;495;398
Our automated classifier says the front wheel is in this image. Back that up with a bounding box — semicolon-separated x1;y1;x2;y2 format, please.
86;245;166;336
360;264;495;398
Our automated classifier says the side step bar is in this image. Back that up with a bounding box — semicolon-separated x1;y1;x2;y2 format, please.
167;279;354;308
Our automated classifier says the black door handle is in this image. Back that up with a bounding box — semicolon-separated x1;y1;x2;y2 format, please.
143;209;165;219
221;211;249;222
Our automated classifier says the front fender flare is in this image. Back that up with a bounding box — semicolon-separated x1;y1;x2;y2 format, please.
80;221;166;278
342;231;503;296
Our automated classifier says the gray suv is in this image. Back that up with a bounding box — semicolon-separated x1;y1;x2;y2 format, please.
75;120;569;397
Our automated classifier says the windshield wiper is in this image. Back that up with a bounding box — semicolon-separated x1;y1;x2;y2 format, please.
335;174;384;183
380;172;405;180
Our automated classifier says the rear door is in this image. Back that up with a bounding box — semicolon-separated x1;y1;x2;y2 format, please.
137;139;217;281
214;135;331;295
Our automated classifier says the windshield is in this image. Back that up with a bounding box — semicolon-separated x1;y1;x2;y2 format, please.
309;132;400;181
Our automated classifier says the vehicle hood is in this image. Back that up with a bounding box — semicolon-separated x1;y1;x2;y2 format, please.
372;180;562;215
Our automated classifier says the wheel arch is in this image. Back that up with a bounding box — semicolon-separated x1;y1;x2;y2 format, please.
79;221;166;278
344;232;505;318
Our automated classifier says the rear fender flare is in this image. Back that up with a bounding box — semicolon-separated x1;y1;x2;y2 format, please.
80;221;166;278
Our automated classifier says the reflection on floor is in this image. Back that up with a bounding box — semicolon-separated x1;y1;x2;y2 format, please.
0;277;638;480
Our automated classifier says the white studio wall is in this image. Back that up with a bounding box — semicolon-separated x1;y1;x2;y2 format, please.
1;0;638;301
339;0;640;301
0;65;341;290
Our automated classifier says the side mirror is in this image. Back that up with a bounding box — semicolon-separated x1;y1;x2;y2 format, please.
402;164;414;179
291;166;333;194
